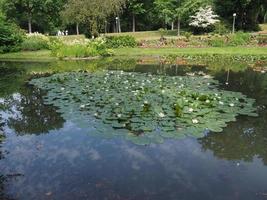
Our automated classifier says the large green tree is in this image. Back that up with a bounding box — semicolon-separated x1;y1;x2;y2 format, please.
214;0;266;31
128;0;145;32
60;0;85;35
2;0;66;34
61;0;126;36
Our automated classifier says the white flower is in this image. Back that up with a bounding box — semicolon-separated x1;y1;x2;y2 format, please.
189;6;220;29
188;108;194;113
192;119;199;124
229;103;235;107
144;101;148;104
61;87;65;91
219;101;224;105
206;100;210;103
94;113;98;117
158;112;165;118
117;114;122;118
162;90;165;94
80;105;85;109
115;103;119;106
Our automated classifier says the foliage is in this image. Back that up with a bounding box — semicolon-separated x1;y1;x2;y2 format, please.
2;0;66;33
213;21;230;35
50;38;113;58
189;6;219;33
21;33;50;51
104;35;137;48
228;32;251;46
0;20;25;53
214;0;266;31
29;71;258;145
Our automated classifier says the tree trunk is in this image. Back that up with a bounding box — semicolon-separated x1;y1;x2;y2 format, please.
132;14;136;32
28;16;32;34
171;22;174;30
177;16;181;36
76;23;79;35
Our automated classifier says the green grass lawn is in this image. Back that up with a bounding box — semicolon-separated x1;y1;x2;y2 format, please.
0;50;55;61
0;47;266;61
114;47;267;56
105;30;178;41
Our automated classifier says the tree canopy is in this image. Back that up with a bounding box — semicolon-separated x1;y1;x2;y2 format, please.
1;0;266;34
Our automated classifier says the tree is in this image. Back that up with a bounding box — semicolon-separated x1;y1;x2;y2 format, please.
189;6;219;32
61;0;85;35
128;0;145;32
154;0;177;29
2;0;66;34
87;0;126;35
214;0;267;31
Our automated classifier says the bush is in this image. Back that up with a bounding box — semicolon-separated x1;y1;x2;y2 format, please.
208;36;225;47
21;33;50;51
213;22;230;35
50;38;113;58
0;21;25;53
228;32;251;46
104;35;137;48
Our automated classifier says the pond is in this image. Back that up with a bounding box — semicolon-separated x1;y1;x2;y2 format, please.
0;58;267;200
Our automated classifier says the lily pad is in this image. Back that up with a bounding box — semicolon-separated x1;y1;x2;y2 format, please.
29;71;258;145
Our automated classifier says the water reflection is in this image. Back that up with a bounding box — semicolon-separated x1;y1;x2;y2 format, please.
4;87;65;135
0;58;267;200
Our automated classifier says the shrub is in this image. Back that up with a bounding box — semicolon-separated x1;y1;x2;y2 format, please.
183;32;192;41
50;38;113;59
0;21;25;53
104;35;137;48
228;32;251;46
257;35;267;45
21;33;50;51
213;22;230;35
208;36;225;47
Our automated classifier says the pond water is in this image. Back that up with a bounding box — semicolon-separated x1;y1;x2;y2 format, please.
0;58;267;200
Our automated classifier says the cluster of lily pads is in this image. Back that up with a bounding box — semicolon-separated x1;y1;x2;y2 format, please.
29;71;258;145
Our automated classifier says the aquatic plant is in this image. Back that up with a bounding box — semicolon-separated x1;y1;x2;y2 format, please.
29;71;258;145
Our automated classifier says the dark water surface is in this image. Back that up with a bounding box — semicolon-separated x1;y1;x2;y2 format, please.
0;59;267;200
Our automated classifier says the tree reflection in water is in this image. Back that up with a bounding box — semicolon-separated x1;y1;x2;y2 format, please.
6;86;65;135
200;68;267;165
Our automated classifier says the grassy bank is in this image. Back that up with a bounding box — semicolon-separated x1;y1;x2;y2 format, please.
0;50;55;61
0;47;266;61
113;47;267;56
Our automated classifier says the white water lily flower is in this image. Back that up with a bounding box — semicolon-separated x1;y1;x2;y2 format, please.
159;112;165;118
117;114;122;118
144;101;148;104
219;101;224;105
115;103;119;106
61;87;65;91
192;119;199;124
105;89;109;92
162;90;165;94
229;103;235;107
80;105;85;109
94;113;98;117
188;108;194;113
206;100;210;103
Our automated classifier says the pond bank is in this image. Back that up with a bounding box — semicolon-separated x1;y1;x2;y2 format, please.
0;47;267;62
